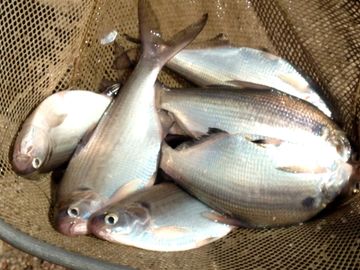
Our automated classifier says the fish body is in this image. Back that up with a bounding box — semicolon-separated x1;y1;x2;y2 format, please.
159;86;350;161
167;46;331;117
89;183;234;251
54;0;208;236
160;133;352;227
12;90;113;176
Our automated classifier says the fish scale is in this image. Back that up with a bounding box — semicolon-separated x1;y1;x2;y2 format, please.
159;86;350;161
160;133;352;227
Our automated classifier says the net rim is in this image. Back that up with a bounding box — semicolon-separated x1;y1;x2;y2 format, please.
0;217;132;270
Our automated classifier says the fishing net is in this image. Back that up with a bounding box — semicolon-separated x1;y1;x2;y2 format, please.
0;0;360;269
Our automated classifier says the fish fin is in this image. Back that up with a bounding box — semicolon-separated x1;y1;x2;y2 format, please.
257;46;271;53
276;165;328;174
277;73;311;93
159;110;175;135
196;236;223;248
108;179;145;203
151;226;189;239
168;122;187;136
207;128;228;135
46;113;67;128
226;80;272;91
257;49;281;61
205;84;231;88
173;129;227;150
202;211;239;228
190;33;231;49
139;0;208;64
251;138;284;148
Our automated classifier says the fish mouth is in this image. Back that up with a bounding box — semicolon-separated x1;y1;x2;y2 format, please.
89;214;114;241
12;154;37;175
56;217;89;237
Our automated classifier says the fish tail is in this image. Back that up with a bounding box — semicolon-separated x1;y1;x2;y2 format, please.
138;0;208;67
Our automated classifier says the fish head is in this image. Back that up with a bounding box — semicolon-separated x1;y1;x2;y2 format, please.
55;189;104;237
89;202;151;243
12;124;50;175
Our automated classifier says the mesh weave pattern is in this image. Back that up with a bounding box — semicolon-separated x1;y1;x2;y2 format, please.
0;0;360;269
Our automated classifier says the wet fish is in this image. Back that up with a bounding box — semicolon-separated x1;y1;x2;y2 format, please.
89;183;234;251
12;88;118;177
160;133;352;227
166;46;331;117
159;85;351;162
54;0;208;236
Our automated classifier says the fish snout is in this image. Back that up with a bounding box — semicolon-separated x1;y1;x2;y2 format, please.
55;209;89;236
12;154;37;175
89;213;116;241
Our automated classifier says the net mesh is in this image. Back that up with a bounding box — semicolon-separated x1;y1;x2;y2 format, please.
0;0;360;269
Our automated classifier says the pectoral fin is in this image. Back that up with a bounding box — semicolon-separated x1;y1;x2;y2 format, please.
277;73;310;93
226;80;272;91
151;226;189;238
202;211;240;228
276;165;328;174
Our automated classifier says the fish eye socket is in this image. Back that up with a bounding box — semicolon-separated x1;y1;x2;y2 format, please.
67;207;80;218
104;213;118;225
32;157;42;169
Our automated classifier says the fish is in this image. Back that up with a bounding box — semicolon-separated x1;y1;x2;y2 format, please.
54;0;208;236
89;183;234;251
11;86;119;177
160;132;353;227
158;85;351;162
166;45;332;117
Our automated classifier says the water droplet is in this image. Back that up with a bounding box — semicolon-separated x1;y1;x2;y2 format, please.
272;216;276;221
316;225;322;230
341;217;347;223
330;234;336;239
289;243;293;247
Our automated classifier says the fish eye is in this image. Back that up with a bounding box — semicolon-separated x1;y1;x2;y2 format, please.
32;157;42;169
67;207;80;218
104;213;118;225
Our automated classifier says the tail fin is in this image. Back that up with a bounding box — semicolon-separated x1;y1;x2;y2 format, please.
138;0;208;65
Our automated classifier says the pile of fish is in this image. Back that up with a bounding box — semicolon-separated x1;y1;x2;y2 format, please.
11;0;354;252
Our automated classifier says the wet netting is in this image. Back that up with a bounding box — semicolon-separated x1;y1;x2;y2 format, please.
1;0;360;269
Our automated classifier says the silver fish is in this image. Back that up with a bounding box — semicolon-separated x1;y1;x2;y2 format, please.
89;183;234;251
54;0;208;236
159;85;351;162
167;46;331;117
160;133;352;227
12;89;116;176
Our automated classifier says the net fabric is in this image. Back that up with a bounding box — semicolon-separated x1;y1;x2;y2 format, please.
0;0;359;269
